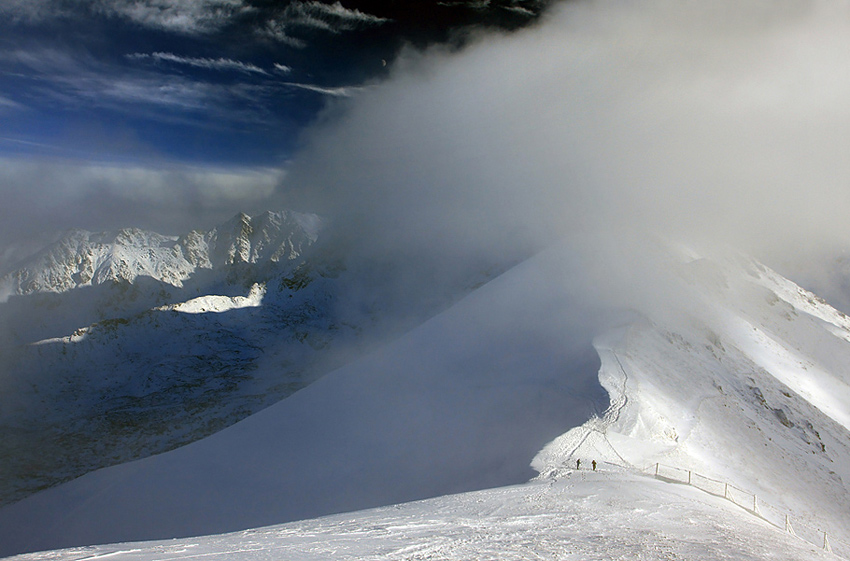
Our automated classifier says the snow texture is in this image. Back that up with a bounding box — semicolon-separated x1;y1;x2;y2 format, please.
2;472;835;561
2;242;850;559
0;244;605;556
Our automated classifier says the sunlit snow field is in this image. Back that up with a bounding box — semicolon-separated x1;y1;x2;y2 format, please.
7;471;833;561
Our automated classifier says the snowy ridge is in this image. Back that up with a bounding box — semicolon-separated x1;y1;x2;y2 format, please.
0;210;320;298
2;242;850;559
534;250;850;543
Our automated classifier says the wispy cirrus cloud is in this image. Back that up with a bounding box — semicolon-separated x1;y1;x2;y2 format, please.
1;49;210;110
261;1;389;45
0;47;283;130
97;0;252;33
260;19;308;49
284;1;390;32
282;81;362;97
0;95;23;111
0;0;252;34
127;52;269;75
0;0;67;22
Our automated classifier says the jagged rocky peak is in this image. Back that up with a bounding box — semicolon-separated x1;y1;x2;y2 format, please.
0;210;322;296
207;210;321;267
0;229;186;295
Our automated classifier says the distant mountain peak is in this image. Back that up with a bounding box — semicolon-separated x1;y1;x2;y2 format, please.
0;210;322;297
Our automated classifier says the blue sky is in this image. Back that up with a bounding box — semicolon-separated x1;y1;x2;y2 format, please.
0;0;544;166
0;0;546;249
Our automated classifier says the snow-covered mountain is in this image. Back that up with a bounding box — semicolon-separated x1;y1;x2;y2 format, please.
0;210;320;297
0;211;335;507
2;240;850;558
0;209;502;511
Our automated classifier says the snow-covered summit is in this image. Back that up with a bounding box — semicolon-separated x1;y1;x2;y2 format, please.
0;210;321;297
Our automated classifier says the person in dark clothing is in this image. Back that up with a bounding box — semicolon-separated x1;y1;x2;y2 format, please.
576;459;581;470
592;460;597;471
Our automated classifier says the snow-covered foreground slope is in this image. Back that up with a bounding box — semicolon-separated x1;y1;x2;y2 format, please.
0;244;606;557
3;241;850;558
3;471;834;561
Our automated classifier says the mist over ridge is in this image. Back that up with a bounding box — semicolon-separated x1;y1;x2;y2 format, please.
6;3;850;555
278;0;850;295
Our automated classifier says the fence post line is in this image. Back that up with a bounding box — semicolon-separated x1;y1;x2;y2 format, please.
648;463;848;552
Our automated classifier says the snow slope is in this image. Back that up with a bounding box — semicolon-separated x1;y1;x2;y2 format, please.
535;248;850;541
3;471;833;561
3;241;850;558
0;243;606;557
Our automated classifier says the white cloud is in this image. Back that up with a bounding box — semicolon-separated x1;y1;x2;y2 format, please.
0;96;23;111
281;1;389;34
95;0;252;33
0;0;66;22
0;48;274;123
0;48;83;75
0;158;283;245
273;63;293;74
282;82;362;97
437;1;492;9
0;0;251;34
282;0;850;271
261;19;308;49
128;52;269;75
